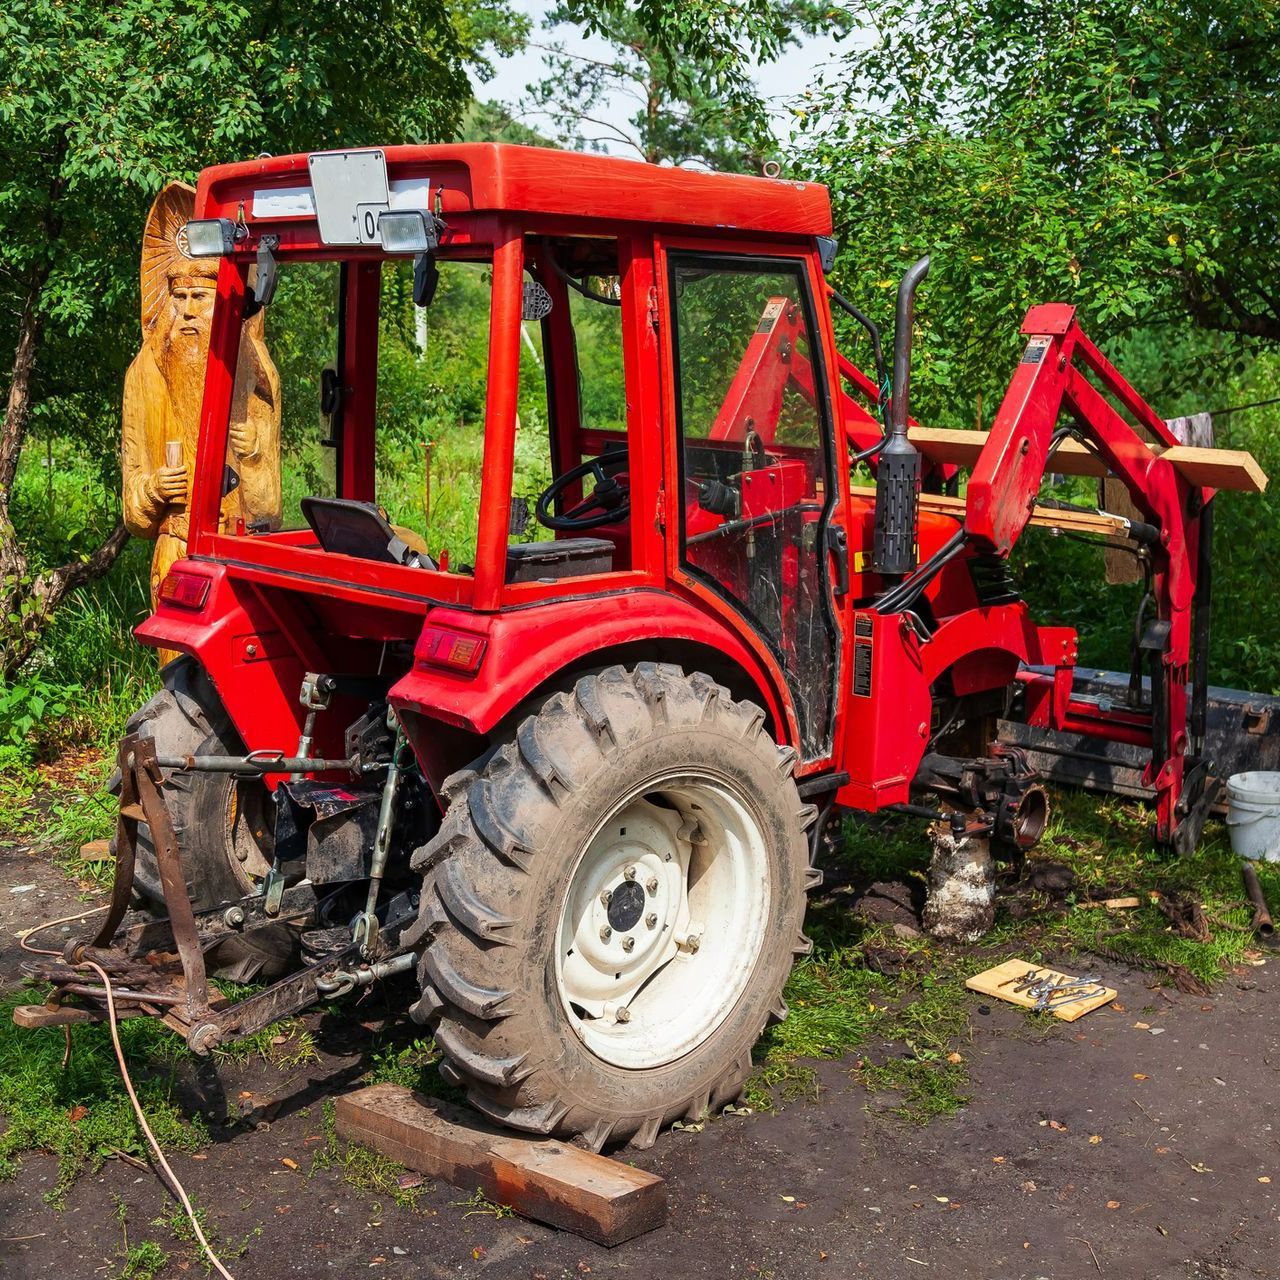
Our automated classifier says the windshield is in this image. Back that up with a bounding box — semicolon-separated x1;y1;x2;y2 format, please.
222;254;551;571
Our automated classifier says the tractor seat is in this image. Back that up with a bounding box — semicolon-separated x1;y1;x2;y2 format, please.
300;497;437;570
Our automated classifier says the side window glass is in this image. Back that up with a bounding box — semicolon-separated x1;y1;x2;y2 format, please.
264;261;341;530
671;255;836;757
375;259;492;567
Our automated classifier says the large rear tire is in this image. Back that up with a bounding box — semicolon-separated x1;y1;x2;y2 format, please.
406;663;816;1151
119;656;292;981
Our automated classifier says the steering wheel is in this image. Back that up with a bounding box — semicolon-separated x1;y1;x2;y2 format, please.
536;451;630;532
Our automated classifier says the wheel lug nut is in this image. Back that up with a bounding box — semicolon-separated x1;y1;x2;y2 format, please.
616;1006;631;1023
645;912;658;929
621;936;635;953
599;889;612;907
600;925;612;942
645;876;659;896
623;865;637;881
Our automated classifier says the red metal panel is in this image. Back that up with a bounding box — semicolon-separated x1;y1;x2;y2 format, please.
475;224;523;610
964;324;1077;554
134;563;307;757
195;144;832;240
188;258;246;553
342;261;381;501
387;594;788;743
837;610;932;809
617;233;663;579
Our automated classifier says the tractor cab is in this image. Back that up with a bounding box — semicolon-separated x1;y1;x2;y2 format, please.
151;144;854;776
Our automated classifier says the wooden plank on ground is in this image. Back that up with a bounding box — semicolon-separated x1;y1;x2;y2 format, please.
965;957;1117;1022
906;426;1267;493
334;1083;666;1246
79;839;113;863
12;1003;104;1028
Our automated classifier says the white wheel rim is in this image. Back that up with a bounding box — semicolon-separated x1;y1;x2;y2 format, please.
554;770;771;1069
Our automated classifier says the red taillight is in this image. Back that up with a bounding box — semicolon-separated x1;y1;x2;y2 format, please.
417;626;486;674
158;571;210;611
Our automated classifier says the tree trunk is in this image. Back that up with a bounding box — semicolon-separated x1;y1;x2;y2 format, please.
0;522;131;682
0;272;49;677
0;255;131;681
0;278;45;496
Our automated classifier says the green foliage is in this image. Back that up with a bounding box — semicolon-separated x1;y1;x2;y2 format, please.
0;676;73;749
0;0;525;673
802;0;1279;425
530;1;849;168
367;1035;442;1090
557;0;840;133
2;452;156;761
0;0;496;424
795;2;1280;681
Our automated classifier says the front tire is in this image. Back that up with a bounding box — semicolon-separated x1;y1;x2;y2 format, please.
406;663;816;1150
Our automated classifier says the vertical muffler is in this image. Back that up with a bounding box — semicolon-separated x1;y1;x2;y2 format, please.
873;255;931;580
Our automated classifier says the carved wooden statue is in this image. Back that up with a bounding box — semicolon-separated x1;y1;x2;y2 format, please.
122;182;281;659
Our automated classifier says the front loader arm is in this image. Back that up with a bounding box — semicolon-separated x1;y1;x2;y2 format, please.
962;303;1210;844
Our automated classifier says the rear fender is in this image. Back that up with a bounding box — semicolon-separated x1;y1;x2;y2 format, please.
389;591;790;760
134;561;309;756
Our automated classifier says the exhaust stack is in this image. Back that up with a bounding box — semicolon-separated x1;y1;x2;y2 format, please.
873;255;931;579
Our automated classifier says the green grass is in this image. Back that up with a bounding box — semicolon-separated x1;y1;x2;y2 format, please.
365;1032;463;1102
0;987;207;1204
115;1240;169;1280
996;787;1275;986
745;791;1279;1125
0;979;325;1201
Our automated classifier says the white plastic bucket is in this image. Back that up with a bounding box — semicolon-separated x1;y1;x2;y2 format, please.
1226;772;1280;861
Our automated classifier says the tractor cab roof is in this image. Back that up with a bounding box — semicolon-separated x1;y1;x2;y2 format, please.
193;143;833;246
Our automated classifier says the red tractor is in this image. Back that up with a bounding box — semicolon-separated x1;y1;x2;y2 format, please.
19;144;1266;1151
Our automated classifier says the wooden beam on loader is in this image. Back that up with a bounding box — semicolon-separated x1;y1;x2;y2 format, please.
849;486;1134;537
908;426;1268;493
334;1083;667;1246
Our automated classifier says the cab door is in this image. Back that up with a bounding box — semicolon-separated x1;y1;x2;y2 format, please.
658;243;849;764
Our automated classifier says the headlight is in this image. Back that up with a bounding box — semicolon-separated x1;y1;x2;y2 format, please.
182;218;241;258
378;209;434;255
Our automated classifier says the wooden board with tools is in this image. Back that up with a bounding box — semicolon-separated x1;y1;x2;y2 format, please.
966;958;1117;1021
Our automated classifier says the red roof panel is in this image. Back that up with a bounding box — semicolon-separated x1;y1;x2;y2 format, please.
194;143;832;239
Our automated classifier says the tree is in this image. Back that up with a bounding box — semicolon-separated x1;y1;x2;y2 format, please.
525;1;850;169
797;0;1280;425
0;0;519;678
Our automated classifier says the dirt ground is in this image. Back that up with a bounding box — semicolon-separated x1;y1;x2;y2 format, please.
1;846;1278;1280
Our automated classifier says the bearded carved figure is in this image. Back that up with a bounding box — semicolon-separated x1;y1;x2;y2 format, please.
122;183;281;647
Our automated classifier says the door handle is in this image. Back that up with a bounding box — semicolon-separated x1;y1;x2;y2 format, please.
825;524;850;597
